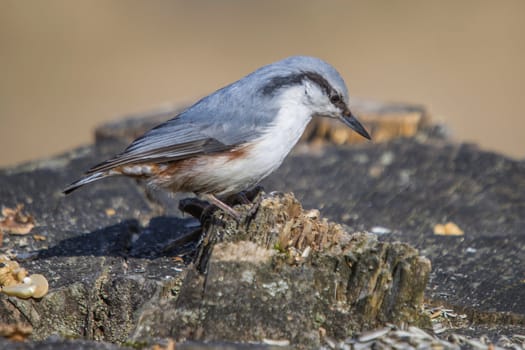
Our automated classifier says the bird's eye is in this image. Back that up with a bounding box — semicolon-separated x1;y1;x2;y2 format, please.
330;95;341;104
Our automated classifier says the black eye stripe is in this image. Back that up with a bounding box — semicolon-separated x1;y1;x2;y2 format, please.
261;71;338;98
302;72;334;96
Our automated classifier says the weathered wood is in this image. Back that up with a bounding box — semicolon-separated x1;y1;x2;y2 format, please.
144;192;431;346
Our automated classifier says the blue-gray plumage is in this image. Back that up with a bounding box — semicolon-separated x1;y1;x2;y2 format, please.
64;56;370;218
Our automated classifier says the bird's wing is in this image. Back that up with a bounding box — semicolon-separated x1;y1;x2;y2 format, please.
86;98;273;174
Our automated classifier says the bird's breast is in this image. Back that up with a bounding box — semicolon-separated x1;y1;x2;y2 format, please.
148;98;313;196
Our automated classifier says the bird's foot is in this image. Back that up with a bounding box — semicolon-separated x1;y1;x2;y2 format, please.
223;186;265;220
178;196;226;223
180;187;265;223
245;191;264;218
223;185;264;206
202;194;242;222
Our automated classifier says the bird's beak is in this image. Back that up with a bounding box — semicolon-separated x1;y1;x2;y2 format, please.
339;109;371;140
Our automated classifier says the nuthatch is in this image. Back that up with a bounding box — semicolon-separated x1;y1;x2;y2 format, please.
64;56;371;218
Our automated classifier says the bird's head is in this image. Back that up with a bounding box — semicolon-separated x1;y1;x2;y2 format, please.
255;56;371;140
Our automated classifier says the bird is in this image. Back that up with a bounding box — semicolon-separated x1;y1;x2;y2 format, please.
63;56;371;219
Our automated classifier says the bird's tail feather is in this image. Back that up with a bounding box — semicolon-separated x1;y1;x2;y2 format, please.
62;171;112;194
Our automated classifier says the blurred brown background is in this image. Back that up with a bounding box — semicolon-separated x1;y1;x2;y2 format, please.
1;0;524;167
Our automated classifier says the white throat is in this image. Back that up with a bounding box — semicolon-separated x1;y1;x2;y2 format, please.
263;85;313;162
225;85;313;186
